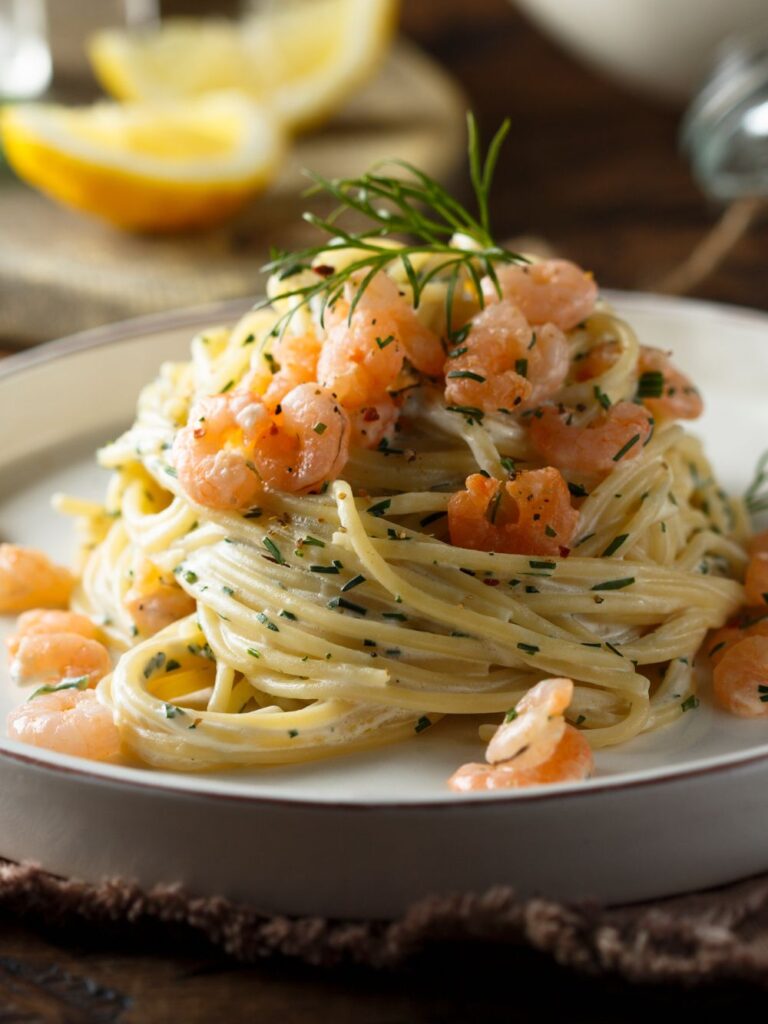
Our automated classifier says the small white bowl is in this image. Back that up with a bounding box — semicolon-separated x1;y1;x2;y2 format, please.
513;0;768;101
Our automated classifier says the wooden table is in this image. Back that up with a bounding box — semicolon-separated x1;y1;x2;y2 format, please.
2;1;767;1018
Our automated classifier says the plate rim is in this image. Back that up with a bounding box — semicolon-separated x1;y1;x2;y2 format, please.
2;288;767;810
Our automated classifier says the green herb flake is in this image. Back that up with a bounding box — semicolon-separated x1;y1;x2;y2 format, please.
504;708;518;723
309;563;339;574
636;370;664;399
183;570;198;584
415;715;432;733
219;379;235;394
447;370;486;383
256;612;279;632
591;577;635;591
164;703;186;719
612;434;641;462
367;498;392;518
341;574;366;592
601;533;629;558
375;334;395;350
30;676;89;700
313;422;328;435
279;610;297;620
529;560;555;570
514;358;528;377
143;651;166;679
419;511;447;528
165;659;182;672
328;596;367;615
516;642;540;655
568;482;588;498
594;384;611;410
681;695;700;713
247;648;261;658
243;506;263;519
263;537;285;565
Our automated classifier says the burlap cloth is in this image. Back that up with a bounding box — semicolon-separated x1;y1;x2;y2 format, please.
2;861;768;985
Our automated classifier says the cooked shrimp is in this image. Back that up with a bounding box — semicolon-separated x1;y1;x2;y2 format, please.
529;402;654;475
9;632;111;688
744;552;768;607
483;259;597;331
124;561;196;636
6;609;100;658
350;396;400;449
713;635;768;717
448;677;594;791
173;384;350;508
447;468;579;556
322;271;444;382
444;301;569;413
637;346;703;421
246;331;322;412
7;688;121;760
0;544;74;614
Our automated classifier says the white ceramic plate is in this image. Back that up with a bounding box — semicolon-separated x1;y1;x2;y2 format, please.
1;292;767;919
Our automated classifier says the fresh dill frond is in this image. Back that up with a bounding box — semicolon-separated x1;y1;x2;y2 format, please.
258;113;526;342
745;450;768;516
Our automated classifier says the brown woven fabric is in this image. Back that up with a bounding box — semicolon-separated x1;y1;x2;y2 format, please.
2;861;768;985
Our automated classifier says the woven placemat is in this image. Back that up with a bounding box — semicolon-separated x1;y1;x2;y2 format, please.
2;861;768;985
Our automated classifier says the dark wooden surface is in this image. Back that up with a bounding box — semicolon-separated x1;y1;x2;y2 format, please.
3;0;768;1019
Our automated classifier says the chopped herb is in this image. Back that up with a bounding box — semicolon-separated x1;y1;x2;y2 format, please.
447;346;468;359
247;648;261;658
601;533;629;557
263;537;285;564
487;485;504;524
529;560;555;570
164;703;186;719
594;384;611;410
382;612;407;621
288;729;299;738
517;642;540;655
243;506;263;520
759;684;768;703
367;498;392;517
636;370;664;399
188;718;202;730
446;405;485;422
309;563;340;574
612;434;641;462
301;535;325;548
568;482;588;498
219;379;235;393
222;585;235;597
313;422;328;436
242;332;256;346
500;457;516;475
591;577;635;591
708;641;727;658
514;358;528;377
419;511;447;528
363;639;377;647
415;715;432;733
30;676;88;700
375;334;395;349
256;612;279;632
187;642;214;660
528;331;537;350
328;597;367;615
524;585;539;594
165;659;182;672
279;610;297;620
164;466;178;478
604;641;623;658
504;708;519;723
544;524;557;538
184;570;198;584
575;714;586;726
575;532;595;547
681;695;700;712
143;651;166;679
447;370;487;383
341;574;366;592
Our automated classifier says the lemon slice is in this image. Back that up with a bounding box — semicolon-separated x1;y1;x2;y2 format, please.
1;92;284;231
89;0;398;131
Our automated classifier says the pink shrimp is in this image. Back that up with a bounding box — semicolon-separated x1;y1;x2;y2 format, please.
448;677;594;791
444;301;569;414
6;609;100;657
637;346;703;421
123;562;196;636
482;259;597;331
712;635;768;717
246;332;322;412
447;469;579;556
350;396;400;449
744;552;768;607
173;383;350;509
9;632;111;688
529;402;654;476
0;544;74;614
322;271;444;385
7;688;121;760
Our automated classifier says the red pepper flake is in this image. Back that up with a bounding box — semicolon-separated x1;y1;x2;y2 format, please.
362;407;380;422
483;578;500;587
314;264;334;278
559;546;571;558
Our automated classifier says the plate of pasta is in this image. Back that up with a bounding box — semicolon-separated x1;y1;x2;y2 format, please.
1;121;768;918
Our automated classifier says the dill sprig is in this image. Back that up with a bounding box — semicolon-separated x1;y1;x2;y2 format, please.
745;450;768;516
258;113;526;342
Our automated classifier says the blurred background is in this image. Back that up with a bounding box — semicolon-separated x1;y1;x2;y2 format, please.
1;0;766;347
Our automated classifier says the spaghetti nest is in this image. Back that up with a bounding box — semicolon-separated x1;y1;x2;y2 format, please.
68;252;745;771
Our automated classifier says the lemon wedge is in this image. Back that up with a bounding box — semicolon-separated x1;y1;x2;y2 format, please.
1;92;284;231
89;0;399;131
